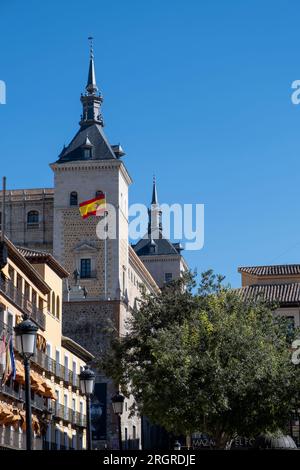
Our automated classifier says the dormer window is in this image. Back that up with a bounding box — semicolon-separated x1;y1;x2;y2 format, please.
83;148;92;160
81;136;93;160
70;192;78;206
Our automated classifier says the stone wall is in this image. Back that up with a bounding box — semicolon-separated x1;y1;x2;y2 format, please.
62;299;141;449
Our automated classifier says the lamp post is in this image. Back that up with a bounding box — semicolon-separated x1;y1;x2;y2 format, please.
14;314;38;451
41;405;53;449
111;391;125;451
79;365;95;450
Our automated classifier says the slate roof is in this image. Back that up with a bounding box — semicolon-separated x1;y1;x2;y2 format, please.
56;123;117;163
240;282;300;305
238;265;300;276
133;232;183;257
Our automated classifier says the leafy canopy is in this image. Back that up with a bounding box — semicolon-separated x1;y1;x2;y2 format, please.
101;271;300;446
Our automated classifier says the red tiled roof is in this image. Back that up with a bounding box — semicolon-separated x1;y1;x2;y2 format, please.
238;265;300;276
240;282;300;304
17;247;69;278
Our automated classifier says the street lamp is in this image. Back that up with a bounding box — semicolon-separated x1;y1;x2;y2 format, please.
79;365;95;450
174;440;181;451
111;391;125;451
14;314;38;451
41;405;53;449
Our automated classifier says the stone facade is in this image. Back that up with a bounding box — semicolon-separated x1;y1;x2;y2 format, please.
0;189;54;252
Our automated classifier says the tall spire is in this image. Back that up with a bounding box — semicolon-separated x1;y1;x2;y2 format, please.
86;37;98;95
148;176;162;238
80;37;104;128
151;175;158;204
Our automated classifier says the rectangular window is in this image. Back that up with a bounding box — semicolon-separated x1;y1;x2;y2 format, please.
64;432;68;449
64;394;68;420
80;401;83;426
55;350;60;377
38;296;43;311
80;259;91;279
32;290;37;307
72;361;77;386
55;429;60;450
55;390;60;415
64;355;69;382
165;273;173;284
133;425;136;440
16;274;22;293
8;265;14;284
7;312;13;331
24;282;30;300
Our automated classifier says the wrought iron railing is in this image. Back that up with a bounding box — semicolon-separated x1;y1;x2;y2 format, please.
0;426;42;450
0;279;46;330
1;380;45;411
32;349;80;388
53;403;86;427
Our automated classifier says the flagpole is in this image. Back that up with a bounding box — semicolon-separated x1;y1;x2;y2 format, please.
104;192;108;300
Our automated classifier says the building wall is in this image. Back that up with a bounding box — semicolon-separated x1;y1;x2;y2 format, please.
0;189;54;252
139;254;186;288
0;252;88;450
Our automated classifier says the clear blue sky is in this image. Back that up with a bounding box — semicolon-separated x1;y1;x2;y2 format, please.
1;0;300;287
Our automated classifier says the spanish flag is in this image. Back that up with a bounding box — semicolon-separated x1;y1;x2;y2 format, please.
79;193;106;219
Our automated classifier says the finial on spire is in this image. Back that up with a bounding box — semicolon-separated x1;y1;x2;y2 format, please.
86;36;98;95
151;175;158;205
88;36;94;59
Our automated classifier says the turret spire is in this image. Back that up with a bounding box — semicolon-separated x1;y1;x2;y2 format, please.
148;176;162;238
86;37;98;95
80;37;104;128
151;175;158;205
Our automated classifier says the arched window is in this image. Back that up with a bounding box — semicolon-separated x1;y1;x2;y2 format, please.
70;192;78;206
95;190;103;198
56;295;60;320
27;210;39;225
51;291;55;316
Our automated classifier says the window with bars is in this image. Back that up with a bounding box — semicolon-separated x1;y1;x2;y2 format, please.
80;259;91;279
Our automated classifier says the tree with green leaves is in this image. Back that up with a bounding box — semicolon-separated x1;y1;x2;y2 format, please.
101;270;300;449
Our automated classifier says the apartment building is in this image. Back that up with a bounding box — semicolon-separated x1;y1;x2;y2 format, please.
0;236;93;450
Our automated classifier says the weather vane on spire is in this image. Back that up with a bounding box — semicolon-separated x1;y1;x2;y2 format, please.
88;36;94;59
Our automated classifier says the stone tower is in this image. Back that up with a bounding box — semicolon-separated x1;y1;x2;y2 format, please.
50;41;140;449
51;41;131;303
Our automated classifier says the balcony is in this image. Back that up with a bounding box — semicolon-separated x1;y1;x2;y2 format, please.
1;380;45;411
32;349;80;388
53;403;86;428
0;279;46;330
0;426;42;450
